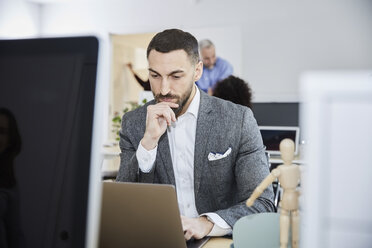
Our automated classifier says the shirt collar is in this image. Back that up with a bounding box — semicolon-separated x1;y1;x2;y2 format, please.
184;85;200;119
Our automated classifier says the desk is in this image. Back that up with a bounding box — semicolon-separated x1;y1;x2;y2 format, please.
204;237;233;248
102;145;120;178
269;156;306;165
102;145;120;160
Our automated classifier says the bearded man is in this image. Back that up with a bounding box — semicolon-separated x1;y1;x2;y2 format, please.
116;29;275;241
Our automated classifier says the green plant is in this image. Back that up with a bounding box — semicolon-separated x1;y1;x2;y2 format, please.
112;99;147;141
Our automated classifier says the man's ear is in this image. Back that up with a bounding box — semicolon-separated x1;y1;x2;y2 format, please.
194;61;203;81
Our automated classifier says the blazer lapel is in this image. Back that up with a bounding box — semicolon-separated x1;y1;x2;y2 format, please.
194;91;213;197
157;132;176;186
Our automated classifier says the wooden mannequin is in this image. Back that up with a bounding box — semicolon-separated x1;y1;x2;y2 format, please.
246;138;300;248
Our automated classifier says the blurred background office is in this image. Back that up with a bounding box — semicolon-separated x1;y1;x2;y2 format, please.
1;0;371;144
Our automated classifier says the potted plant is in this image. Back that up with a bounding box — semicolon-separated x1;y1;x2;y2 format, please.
112;99;147;141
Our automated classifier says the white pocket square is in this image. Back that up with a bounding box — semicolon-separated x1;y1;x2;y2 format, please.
208;147;232;161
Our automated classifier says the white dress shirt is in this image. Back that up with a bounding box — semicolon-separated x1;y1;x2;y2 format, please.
136;86;232;236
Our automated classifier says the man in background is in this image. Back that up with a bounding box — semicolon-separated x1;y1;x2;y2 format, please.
196;39;233;94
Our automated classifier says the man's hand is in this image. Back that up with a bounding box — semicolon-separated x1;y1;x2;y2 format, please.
181;216;214;241
141;102;178;150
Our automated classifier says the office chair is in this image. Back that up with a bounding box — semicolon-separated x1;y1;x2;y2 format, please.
232;213;291;248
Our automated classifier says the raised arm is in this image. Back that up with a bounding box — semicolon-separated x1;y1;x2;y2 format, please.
246;168;280;206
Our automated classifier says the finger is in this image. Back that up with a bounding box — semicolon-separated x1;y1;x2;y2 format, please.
170;109;176;122
181;216;187;232
157;101;179;109
184;230;193;241
160;110;173;126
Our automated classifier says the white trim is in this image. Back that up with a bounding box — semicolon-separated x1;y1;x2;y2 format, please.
85;33;111;248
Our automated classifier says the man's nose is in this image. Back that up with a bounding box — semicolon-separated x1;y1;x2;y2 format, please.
160;78;170;95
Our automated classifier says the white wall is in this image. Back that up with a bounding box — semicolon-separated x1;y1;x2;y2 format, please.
39;0;372;103
6;0;368;140
0;0;41;38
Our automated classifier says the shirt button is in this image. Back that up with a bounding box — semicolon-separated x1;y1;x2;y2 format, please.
187;204;190;208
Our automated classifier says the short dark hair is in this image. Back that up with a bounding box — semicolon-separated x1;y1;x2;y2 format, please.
147;29;200;64
213;76;253;109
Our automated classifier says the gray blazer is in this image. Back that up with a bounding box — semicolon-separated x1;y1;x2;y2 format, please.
116;90;275;227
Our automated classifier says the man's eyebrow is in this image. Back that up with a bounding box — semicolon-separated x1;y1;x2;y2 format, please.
148;68;185;76
168;70;184;76
148;68;160;75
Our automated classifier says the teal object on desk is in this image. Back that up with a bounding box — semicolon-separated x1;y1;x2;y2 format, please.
232;213;291;248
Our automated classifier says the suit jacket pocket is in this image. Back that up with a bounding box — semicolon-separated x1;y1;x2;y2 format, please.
207;155;231;166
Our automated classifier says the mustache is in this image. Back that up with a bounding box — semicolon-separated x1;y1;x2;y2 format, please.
155;93;179;101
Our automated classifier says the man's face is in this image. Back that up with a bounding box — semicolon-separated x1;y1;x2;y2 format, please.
201;46;216;69
148;49;202;116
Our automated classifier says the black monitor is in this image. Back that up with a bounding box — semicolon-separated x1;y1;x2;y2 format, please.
0;37;99;248
251;102;299;126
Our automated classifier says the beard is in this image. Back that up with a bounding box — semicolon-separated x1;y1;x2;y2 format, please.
154;82;194;117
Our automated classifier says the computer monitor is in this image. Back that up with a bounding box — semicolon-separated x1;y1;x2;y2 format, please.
0;37;100;248
251;102;299;126
259;126;300;156
300;71;372;248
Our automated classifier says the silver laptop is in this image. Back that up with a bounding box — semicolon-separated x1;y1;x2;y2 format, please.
259;126;300;156
99;182;210;248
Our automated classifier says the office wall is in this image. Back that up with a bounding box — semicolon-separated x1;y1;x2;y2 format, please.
39;0;372;103
0;0;40;38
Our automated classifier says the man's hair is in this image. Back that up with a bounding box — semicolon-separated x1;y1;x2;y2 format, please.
199;39;214;50
213;76;253;109
147;29;200;64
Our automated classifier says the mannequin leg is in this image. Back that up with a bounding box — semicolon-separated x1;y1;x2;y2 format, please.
292;210;300;248
280;209;290;248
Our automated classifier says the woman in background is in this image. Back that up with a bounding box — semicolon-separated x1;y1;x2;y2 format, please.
212;75;253;109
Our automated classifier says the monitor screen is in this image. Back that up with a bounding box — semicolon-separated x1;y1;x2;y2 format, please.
0;37;99;248
259;126;299;155
251;102;299;126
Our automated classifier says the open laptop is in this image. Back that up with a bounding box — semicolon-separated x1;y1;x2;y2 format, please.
259;126;300;156
99;182;210;248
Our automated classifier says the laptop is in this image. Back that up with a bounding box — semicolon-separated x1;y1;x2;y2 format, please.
99;182;210;248
259;126;300;156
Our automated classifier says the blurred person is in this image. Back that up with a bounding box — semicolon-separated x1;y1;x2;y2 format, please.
0;108;25;248
116;29;274;241
126;63;151;91
213;75;253;109
196;39;233;94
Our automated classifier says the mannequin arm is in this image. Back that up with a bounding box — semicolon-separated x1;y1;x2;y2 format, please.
246;168;280;206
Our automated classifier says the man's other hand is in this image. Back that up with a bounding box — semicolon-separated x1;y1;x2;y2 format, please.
181;215;213;241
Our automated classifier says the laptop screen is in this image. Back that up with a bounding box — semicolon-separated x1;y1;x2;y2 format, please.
259;126;300;155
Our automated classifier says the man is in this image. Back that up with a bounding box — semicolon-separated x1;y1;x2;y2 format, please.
116;29;275;240
196;39;233;94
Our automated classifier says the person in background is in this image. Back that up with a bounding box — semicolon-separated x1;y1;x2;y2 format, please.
213;75;253;109
0;108;25;248
196;39;233;95
126;63;151;91
116;29;274;241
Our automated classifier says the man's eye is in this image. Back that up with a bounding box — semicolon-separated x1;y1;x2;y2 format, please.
172;75;181;79
150;74;159;78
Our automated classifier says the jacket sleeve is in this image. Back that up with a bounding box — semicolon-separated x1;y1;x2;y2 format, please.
215;108;276;227
116;111;155;183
